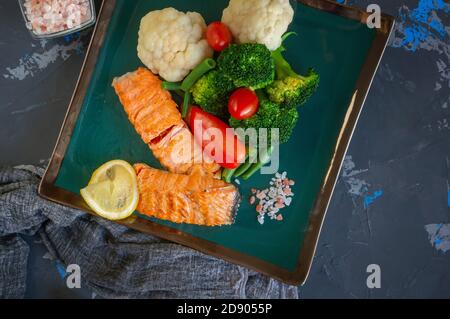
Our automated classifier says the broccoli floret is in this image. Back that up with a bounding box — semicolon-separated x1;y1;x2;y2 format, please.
266;43;319;109
191;70;235;120
229;100;276;138
230;97;298;144
270;106;299;144
218;44;275;90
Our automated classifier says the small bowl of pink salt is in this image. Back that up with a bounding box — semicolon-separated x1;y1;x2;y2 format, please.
19;0;96;39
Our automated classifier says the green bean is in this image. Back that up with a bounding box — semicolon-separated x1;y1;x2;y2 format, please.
174;89;185;98
180;58;216;92
241;146;274;180
222;168;237;183
162;81;182;91
234;161;252;178
234;148;257;178
182;91;191;118
241;162;264;181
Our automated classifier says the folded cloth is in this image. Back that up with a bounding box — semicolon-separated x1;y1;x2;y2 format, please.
0;165;298;299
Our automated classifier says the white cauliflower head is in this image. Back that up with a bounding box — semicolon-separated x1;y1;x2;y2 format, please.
222;0;294;51
137;8;213;82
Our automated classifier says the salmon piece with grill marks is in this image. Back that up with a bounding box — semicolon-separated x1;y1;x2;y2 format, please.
112;67;220;176
134;164;239;226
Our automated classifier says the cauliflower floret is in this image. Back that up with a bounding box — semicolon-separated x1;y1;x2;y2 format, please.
137;8;213;82
222;0;294;51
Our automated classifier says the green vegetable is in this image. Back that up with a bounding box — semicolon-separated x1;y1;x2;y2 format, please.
162;81;182;91
266;35;319;109
191;69;236;121
233;161;251;178
181;58;217;92
242;146;274;180
229;95;299;145
269;106;299;145
174;89;185;98
222;168;237;183
218;43;275;90
161;58;216;118
182;91;191;118
232;147;257;178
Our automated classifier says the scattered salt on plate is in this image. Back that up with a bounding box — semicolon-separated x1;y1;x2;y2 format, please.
248;172;295;225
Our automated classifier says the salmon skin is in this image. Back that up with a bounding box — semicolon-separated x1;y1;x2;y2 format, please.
112;68;220;176
134;164;240;226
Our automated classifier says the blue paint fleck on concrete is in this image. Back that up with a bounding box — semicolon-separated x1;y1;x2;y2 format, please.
55;261;66;279
411;0;449;35
63;32;81;43
425;224;450;253
447;189;450;207
392;0;450;52
363;190;383;209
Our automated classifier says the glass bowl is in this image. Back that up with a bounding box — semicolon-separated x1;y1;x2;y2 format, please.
18;0;96;39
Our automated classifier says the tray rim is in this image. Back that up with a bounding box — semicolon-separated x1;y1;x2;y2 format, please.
38;0;395;285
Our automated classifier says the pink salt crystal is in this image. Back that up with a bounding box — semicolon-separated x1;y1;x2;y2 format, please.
24;0;91;35
251;173;295;224
256;192;266;200
275;202;285;209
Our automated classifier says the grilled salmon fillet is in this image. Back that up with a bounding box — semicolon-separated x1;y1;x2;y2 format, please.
112;68;220;176
134;163;239;226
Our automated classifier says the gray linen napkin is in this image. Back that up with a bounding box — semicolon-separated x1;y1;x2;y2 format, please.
0;165;298;299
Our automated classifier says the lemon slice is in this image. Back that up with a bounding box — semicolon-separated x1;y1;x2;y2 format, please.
80;160;139;220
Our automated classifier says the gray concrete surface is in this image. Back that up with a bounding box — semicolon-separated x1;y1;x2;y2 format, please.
0;0;449;298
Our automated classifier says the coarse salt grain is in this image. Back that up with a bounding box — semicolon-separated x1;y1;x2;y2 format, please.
23;0;92;35
257;214;265;225
256;192;266;200
285;197;292;206
248;172;295;225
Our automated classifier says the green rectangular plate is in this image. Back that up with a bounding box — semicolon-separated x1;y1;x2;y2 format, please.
39;0;394;284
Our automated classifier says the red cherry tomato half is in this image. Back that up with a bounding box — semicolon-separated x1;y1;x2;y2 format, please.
228;88;260;120
206;22;232;52
188;106;246;169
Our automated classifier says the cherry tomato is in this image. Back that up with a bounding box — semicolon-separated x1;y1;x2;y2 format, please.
188;106;246;169
228;88;260;120
206;22;232;52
